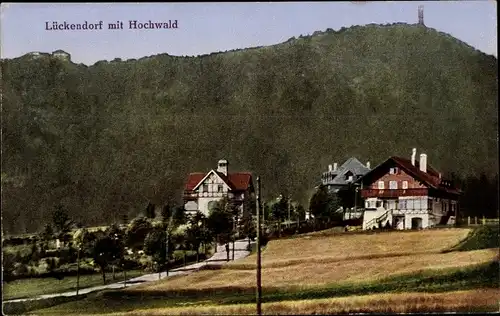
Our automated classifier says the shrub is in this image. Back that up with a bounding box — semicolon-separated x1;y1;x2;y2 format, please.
457;225;500;251
13;263;29;276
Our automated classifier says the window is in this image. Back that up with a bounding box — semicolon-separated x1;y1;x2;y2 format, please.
407;199;414;209
217;184;223;193
389;167;399;175
376;201;382;208
389;181;398;189
203;184;209;193
388;200;396;210
378;181;385;189
366;200;377;208
402;181;408;189
398;200;407;209
208;201;217;211
414;199;422;210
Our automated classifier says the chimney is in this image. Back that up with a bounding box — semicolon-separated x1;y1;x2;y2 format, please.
366;161;370;169
411;148;417;166
333;163;338;171
217;159;228;176
328;164;333;172
419;153;427;173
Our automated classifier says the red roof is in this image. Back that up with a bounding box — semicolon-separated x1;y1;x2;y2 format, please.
361;156;461;195
391;156;442;188
185;173;206;191
184;171;253;191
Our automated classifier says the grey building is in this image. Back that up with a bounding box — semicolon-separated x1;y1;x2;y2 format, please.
321;157;371;193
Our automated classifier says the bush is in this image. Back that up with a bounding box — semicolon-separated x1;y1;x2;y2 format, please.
457;225;499;251
13;263;29;276
121;257;140;270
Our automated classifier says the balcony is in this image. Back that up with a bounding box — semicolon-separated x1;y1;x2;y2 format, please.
361;188;428;198
183;190;243;200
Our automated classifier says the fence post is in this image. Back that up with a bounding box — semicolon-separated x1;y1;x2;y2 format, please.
467;216;470;226
474;216;477;225
482;216;486;225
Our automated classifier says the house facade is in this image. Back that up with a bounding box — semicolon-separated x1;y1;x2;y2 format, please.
52;50;71;61
321;157;371;193
183;159;254;217
359;148;460;230
320;157;371;220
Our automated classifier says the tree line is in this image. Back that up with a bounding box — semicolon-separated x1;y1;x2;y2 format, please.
2;23;497;234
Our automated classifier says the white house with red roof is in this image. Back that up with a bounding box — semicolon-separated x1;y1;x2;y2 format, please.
183;159;254;216
358;148;461;230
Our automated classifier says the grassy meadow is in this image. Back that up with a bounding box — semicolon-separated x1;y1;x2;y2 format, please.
86;289;500;315
22;227;500;315
3;269;145;301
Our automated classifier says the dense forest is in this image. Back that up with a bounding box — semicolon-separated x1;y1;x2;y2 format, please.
2;23;498;234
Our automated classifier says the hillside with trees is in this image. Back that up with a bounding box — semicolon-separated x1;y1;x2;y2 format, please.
1;23;498;234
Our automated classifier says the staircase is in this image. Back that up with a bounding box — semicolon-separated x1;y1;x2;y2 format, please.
439;211;455;225
364;210;392;230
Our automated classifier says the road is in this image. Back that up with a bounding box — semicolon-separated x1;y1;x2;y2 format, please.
4;239;254;303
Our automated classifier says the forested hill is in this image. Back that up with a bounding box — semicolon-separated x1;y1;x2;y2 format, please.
2;23;498;234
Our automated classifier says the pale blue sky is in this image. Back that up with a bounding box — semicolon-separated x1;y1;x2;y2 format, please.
1;1;497;65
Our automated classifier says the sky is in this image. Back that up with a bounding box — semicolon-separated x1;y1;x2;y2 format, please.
0;1;497;65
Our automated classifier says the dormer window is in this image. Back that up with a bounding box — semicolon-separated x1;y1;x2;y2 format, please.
389;167;399;175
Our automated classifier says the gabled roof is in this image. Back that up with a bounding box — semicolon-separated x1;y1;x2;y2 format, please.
216;172;253;191
185;173;206;191
337;157;371;176
358;156;461;195
185;171;252;192
324;157;371;185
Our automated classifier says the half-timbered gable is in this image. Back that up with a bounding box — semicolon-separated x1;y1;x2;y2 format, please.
183;160;254;216
359;148;461;230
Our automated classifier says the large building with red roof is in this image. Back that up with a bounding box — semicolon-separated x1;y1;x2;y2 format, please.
359;148;461;230
183;159;254;216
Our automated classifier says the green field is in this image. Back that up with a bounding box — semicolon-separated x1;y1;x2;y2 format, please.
3;269;145;301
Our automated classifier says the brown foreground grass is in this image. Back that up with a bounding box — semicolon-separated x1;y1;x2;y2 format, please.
97;288;500;315
129;228;485;293
127;248;497;292
236;228;472;268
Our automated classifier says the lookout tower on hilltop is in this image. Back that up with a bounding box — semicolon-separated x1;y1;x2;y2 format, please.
418;5;425;26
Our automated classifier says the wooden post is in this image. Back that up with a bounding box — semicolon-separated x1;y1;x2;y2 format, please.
166;228;169;277
256;176;262;316
482;216;486;225
287;195;291;229
468;216;470;226
474;216;477;225
76;247;80;296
